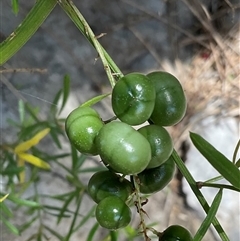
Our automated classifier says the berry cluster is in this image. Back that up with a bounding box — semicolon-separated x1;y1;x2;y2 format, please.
65;71;192;240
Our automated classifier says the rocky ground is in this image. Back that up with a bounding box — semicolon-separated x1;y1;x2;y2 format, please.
1;0;239;241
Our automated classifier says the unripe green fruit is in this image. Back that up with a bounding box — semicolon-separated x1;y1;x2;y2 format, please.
65;106;104;155
138;125;173;169
112;73;156;125
88;170;133;203
95;121;151;175
147;71;187;126
96;196;131;230
159;225;193;241
137;155;176;194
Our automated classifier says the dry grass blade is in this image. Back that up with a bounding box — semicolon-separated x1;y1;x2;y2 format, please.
180;0;224;48
0;68;47;73
121;0;210;49
181;0;238;75
127;26;162;67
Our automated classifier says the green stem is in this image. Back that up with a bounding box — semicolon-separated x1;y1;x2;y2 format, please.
65;189;84;241
197;182;240;192
172;150;230;241
194;189;223;241
33;180;44;238
57;0;124;88
132;176;151;241
232;139;240;164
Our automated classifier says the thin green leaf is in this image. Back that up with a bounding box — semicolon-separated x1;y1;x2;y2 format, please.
50;129;62;149
65;192;83;240
50;89;62;117
18;121;49;141
0;202;13;217
7;118;21;128
0;0;57;65
19;216;38;233
81;93;111;107
3;152;15;164
194;189;223;241
73;205;96;231
43;205;80;217
198;182;240;192
43;233;52;241
25;233;38;241
43;226;64;241
1;165;25;175
37;232;42;241
18;100;25;124
233;139;240;164
59;74;70;114
25;104;40;123
78;166;108;173
57;192;75;224
236;158;240;167
49;192;74;200
40;153;70;162
75;154;87;171
205;175;223;184
86;223;99;241
43;205;72;212
55;160;73;175
8;194;40;207
11;0;19;15
42;191;75;201
172;150;229;241
66;175;85;189
190;132;240;189
44;210;71;218
1;216;19;235
53;153;71;159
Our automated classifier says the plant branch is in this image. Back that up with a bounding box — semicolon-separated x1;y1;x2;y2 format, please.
57;0;124;88
133;175;151;241
197;182;240;192
172;150;230;241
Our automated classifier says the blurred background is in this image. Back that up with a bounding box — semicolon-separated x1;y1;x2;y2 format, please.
1;0;239;240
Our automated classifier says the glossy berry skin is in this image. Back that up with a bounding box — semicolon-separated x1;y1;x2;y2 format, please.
95;196;131;230
159;225;193;241
147;71;187;126
112;73;156;125
65;106;104;155
95;121;151;175
138;125;173;169
88;170;133;203
137;155;175;194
